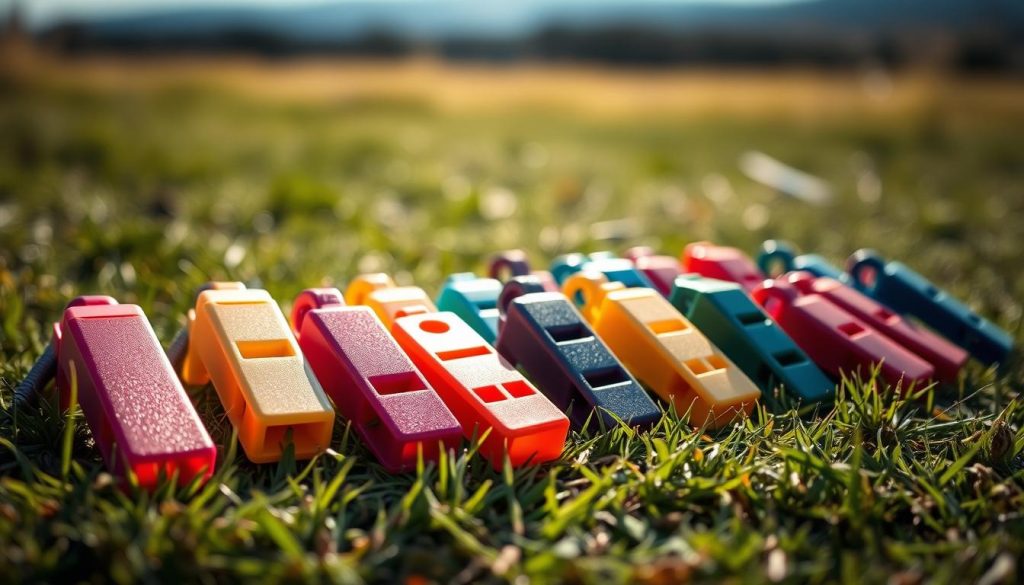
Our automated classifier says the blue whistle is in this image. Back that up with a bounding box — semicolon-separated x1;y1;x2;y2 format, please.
669;274;835;403
846;250;1013;365
757;240;845;281
496;276;661;430
436;273;503;343
550;252;655;289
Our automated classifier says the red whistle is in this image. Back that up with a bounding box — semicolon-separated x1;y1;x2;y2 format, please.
751;277;934;389
785;272;967;382
624;246;684;296
291;288;462;472
682;242;767;292
54;296;216;488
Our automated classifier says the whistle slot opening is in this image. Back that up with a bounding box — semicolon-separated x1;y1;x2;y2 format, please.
705;355;728;371
437;346;491;361
772;349;806;367
837;322;866;338
502;380;535;398
369;372;428;395
236;339;295;359
647;319;689;335
474;385;506;403
737;311;769;327
263;421;327;454
546;322;592;343
685;358;710;375
582;366;629;389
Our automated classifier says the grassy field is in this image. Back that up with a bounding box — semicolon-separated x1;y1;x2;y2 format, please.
1;56;1023;584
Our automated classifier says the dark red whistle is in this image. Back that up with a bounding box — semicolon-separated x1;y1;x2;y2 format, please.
751;278;934;389
785;272;967;382
624;246;684;297
292;288;463;472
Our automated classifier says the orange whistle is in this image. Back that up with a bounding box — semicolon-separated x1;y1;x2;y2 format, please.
180;284;335;463
563;271;761;428
345;274;569;468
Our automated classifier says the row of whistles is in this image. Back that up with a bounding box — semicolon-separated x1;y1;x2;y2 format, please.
21;241;1013;489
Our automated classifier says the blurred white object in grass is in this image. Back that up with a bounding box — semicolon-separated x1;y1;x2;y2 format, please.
739;151;833;205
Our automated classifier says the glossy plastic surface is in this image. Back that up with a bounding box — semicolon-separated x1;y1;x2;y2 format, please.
496;277;661;430
550;252;654;288
757;240;845;280
682;241;766;292
54;297;215;488
847;250;1013;365
488;249;558;292
345;273;436;327
181;287;334;463
293;288;462;472
624;246;685;297
786;272;967;382
436;273;503;343
752;277;934;389
669;275;834;403
564;272;760;428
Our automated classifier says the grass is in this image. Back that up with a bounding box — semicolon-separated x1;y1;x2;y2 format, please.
1;57;1023;584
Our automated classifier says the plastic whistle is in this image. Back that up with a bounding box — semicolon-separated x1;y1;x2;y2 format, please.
785;272;967;382
751;275;934;389
436;273;503;343
346;274;569;468
180;284;334;463
757;240;846;281
291;288;461;472
496;276;661;430
847;250;1013;366
563;271;761;428
682;241;767;292
551;252;655;289
669;275;834;403
488;249;559;292
624;246;685;297
53;296;215;488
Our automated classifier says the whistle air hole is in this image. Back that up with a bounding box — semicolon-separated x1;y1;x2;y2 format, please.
474;385;506;403
502;380;535;398
546;322;591;343
582;366;629;389
419;319;450;334
263;421;326;455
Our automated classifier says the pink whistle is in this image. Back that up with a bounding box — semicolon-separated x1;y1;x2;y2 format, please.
624;246;684;296
785;272;967;382
292;288;462;472
682;242;766;292
54;296;216;488
751;279;935;389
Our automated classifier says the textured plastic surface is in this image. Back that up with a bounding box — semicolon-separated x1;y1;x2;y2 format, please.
54;298;215;488
847;250;1013;365
496;278;661;430
752;277;934;389
488;249;559;293
293;288;462;472
181;288;334;463
624;247;685;297
550;252;654;288
391;311;569;468
669;275;834;403
786;272;967;382
682;241;767;292
345;273;437;327
436;273;502;343
757;240;845;281
564;272;760;428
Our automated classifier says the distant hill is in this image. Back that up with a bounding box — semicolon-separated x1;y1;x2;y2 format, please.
32;0;1024;70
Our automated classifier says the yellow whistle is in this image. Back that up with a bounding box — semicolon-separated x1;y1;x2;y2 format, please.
181;285;335;463
563;272;760;428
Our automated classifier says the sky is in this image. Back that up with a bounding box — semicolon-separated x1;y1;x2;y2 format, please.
4;0;798;28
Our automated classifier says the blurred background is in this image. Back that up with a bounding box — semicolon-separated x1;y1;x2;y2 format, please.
0;0;1022;335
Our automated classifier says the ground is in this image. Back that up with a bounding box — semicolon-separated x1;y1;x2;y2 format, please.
0;56;1023;584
